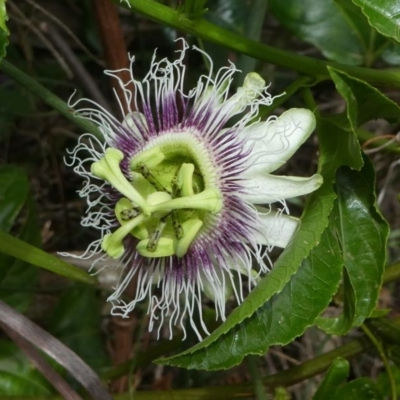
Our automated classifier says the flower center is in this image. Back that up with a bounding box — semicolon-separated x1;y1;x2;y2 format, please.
91;132;223;259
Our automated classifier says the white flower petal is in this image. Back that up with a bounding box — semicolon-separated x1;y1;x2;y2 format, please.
68;39;323;340
255;210;299;248
241;173;323;204
243;108;316;175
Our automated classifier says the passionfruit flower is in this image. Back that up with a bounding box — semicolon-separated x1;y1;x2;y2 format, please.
65;39;322;340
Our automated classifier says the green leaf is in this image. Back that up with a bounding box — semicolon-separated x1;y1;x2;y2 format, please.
0;195;40;312
317;114;363;171
317;262;355;335
352;0;400;43
269;0;364;65
159;228;343;370
334;0;387;65
0;230;97;285
335;377;382;399
156;111;363;370
377;366;400;398
313;358;350;400
205;0;267;79
328;67;400;130
0;166;29;232
0;0;9;61
336;157;387;325
0;341;53;395
318;156;388;333
49;284;109;370
0;166;39;312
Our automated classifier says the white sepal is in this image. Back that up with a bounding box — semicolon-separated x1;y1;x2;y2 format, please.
241;173;323;204
243;108;316;175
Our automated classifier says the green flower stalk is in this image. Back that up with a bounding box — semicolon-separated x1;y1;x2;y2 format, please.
65;39;322;340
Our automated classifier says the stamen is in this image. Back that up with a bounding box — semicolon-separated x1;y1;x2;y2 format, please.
130;146;165;169
171;210;184;239
146;191;172;218
91;148;150;214
149;188;223;214
177;163;195;197
171;176;181;197
120;208;141;221
136;237;175;258
115;197;148;239
147;216;168;252
101;214;146;259
175;219;203;257
136;162;169;193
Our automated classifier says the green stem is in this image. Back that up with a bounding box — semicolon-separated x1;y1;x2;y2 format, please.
119;0;400;88
101;337;182;381
361;323;397;400
383;262;400;284
246;355;268;400
261;337;369;389
367;317;400;349
302;86;318;113
0;59;102;138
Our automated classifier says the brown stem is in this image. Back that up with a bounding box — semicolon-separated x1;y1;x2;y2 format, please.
92;0;136;115
92;0;139;392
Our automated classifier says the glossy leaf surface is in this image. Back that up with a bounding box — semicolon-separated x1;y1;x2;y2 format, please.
313;358;350;400
328;67;400;130
335;377;382;399
317;156;388;333
352;0;400;42
157;112;363;370
270;0;364;64
160;228;343;369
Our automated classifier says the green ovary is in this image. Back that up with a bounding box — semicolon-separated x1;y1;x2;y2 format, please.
92;140;222;260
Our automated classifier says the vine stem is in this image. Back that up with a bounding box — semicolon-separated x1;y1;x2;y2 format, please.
383;262;400;284
0;338;372;400
118;0;400;88
246;355;268;400
361;323;396;400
